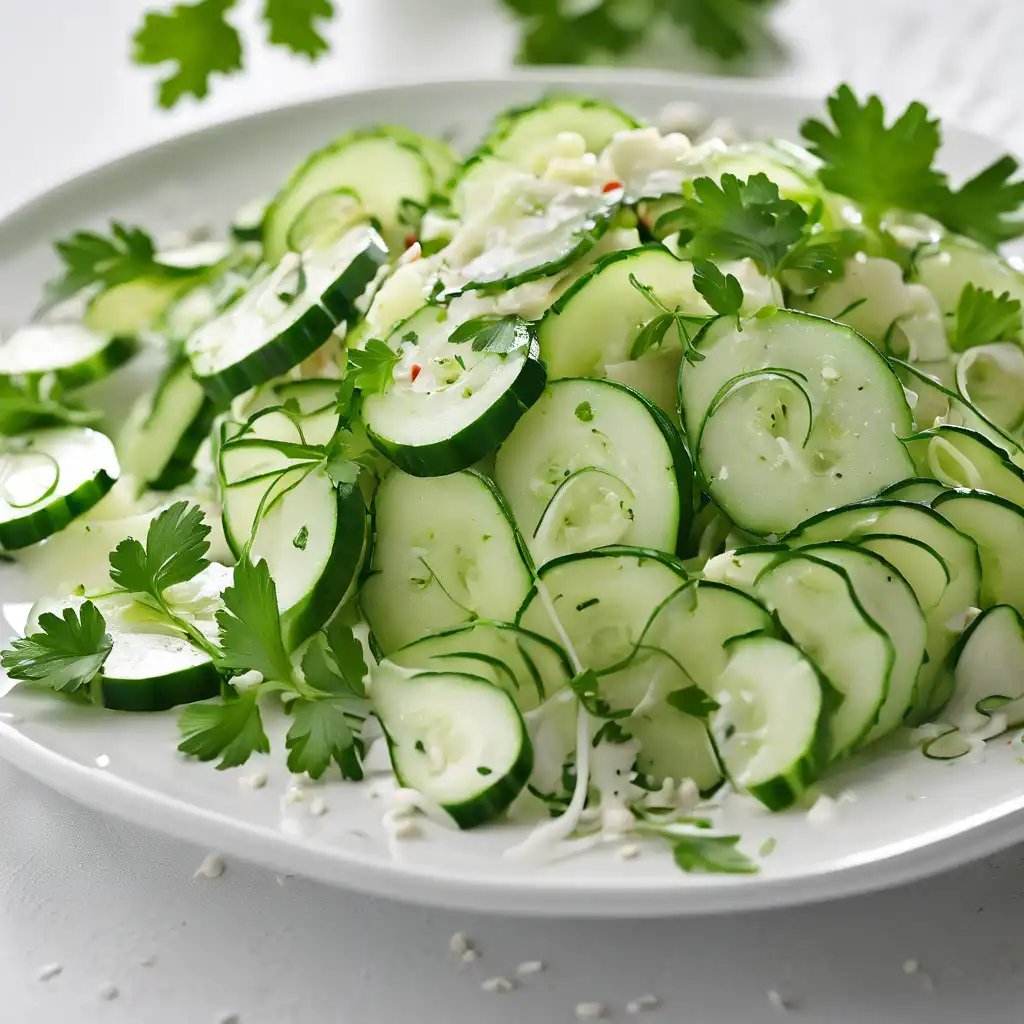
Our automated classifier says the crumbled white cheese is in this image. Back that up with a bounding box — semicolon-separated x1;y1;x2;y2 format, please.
309;797;327;817
37;963;63;982
574;1001;607;1019
194;853;225;880
449;932;471;956
677;777;700;811
617;843;642;861
94;754;110;769
238;771;267;790
626;994;661;1014
516;961;545;977
281;787;306;805
807;794;838;825
481;977;515;994
656;100;706;137
392;819;421;841
461;949;480;965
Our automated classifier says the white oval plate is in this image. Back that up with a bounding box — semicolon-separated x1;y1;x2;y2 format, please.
1;71;1022;918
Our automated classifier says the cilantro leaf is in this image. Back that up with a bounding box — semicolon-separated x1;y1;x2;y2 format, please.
953;284;1023;352
132;0;243;109
930;155;1024;249
216;556;294;684
1;601;112;693
300;627;367;701
448;315;532;355
285;698;363;780
654;174;807;277
177;687;269;769
627;274;708;363
669;833;758;874
661;0;774;61
346;338;402;395
629;312;677;361
800;85;945;218
691;258;744;318
263;0;334;60
666;685;720;719
41;222;158;312
505;0;642;64
109;501;211;602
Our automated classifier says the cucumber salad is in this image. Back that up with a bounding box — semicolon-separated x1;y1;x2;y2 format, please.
2;85;1024;874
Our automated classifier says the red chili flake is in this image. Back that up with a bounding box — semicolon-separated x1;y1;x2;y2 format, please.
410;364;422;382
602;180;623;193
404;234;418;249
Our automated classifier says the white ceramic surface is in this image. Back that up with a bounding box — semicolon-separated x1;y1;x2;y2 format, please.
0;72;1020;918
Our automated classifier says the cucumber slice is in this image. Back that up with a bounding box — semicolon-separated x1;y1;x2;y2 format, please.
799;542;926;744
708;634;825;811
372;663;533;829
98;632;221;712
537;245;707;379
903;425;1024;505
286;188;368;254
377;125;458;189
391;619;572;713
932;490;1024;614
0;427;119;550
450;150;520;219
494;378;691;564
753;551;894;759
787;500;982;720
232;196;269;243
439;178;620;294
855;534;950;613
603;347;685;424
271;379;343;415
877;478;946;504
955;343;1024;437
264;131;433;262
0;324;138;389
361;304;546;477
629;706;723;794
118;359;219;491
361;469;533;655
682;309;915;536
484;95;639;167
84;276;198;336
938;605;1024;738
188;228;387;399
516;547;689;676
223;462;368;650
911;235;1024;318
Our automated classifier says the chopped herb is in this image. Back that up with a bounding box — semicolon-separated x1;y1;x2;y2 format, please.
953;283;1023;351
346;338;402;395
592;719;632;746
292;525;309;550
401;330;419;346
666;685;720;719
691;257;744;318
415;739;426;753
759;837;777;857
574;401;595;422
575;597;600;611
447;314;532;355
640;827;759;875
454;354;466;370
569;668;629;721
477;766;494;776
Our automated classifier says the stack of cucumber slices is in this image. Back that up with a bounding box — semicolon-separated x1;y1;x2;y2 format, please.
3;89;1024;853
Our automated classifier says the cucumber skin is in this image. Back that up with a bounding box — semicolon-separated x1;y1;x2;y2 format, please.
365;352;547;478
2;334;141;391
100;658;221;713
0;467;117;551
320;232;391;323
194;303;336;402
280;483;370;651
149;394;223;492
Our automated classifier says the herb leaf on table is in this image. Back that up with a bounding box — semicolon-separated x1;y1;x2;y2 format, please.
953;284;1023;351
263;0;334;59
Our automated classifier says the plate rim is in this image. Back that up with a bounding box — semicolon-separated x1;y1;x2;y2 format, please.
0;68;1017;917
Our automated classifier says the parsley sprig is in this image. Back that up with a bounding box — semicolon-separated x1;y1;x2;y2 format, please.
447;314;533;355
801;85;1024;248
952;284;1023;352
637;825;759;874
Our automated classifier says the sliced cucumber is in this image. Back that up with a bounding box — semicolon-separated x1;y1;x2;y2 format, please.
188;228;387;399
378;125;458;189
787;500;982;720
516;547;689;677
84;276;199;336
629;706;723;794
390;619;572;713
932;490;1024;614
878;478;946;504
903;425;1024;506
753;551;894;759
0;427;119;551
682;309;914;536
938;605;1024;738
708;634;825;811
955;343;1024;437
231;196;269;243
0;324;137;389
911;235;1024;318
854;534;950;615
439;177;620;294
484;95;639;167
372;663;533;829
98;632;221;712
264;130;433;261
361;303;546;477
286;188;368;253
603;347;685;424
449;151;521;219
799;542;925;744
494;378;691;564
118;359;219;491
361;469;533;655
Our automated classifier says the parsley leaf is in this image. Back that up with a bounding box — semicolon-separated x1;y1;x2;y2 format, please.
569;668;630;721
666;685;720;719
661;0;775;61
132;0;243;109
931;155;1024;249
627;274;709;363
285;699;363;780
669;833;758;874
109;501;211;601
447;315;532;355
346;338;402;395
41;222;159;312
216;555;294;684
691;258;744;318
655;174;808;277
0;379;99;434
629;312;677;360
177;687;270;769
953;284;1024;352
1;601;112;693
263;0;334;60
801;85;945;219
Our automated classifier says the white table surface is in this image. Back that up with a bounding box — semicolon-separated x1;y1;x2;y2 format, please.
2;2;1024;1021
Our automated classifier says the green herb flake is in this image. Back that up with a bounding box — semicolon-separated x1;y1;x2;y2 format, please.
574;401;595;422
292;525;309;550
